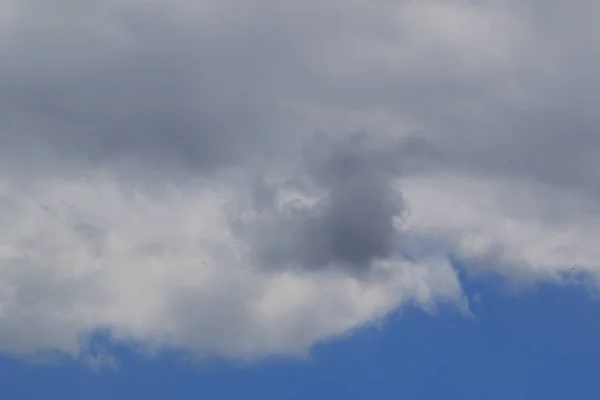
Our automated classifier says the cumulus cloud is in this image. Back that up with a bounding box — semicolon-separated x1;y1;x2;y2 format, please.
0;0;599;361
0;178;464;359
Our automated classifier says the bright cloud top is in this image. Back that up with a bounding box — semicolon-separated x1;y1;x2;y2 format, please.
0;0;599;361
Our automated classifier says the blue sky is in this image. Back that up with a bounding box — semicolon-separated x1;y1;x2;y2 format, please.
2;0;600;398
3;274;600;399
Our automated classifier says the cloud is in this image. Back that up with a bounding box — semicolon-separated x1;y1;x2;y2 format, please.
236;132;407;274
0;0;599;361
0;178;464;359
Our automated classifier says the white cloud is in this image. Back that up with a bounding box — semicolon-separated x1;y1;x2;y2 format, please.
0;177;464;359
400;173;600;282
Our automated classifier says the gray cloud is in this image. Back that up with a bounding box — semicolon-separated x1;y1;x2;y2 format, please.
0;0;600;361
237;133;406;274
0;0;297;183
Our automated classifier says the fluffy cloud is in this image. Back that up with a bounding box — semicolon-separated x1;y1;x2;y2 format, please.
0;176;464;359
0;0;598;361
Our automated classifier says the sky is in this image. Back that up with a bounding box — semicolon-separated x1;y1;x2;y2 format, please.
1;0;600;398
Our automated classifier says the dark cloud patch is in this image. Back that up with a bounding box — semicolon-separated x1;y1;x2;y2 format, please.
0;61;270;181
0;1;288;183
238;133;407;274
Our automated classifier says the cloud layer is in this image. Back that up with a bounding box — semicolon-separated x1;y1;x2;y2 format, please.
1;0;599;361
